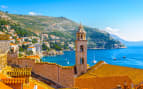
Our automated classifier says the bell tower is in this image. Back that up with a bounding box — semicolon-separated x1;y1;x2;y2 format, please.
75;23;87;76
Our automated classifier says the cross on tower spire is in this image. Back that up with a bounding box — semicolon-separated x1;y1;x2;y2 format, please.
78;22;85;33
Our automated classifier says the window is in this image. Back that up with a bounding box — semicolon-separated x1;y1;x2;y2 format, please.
81;34;83;39
80;45;84;52
80;58;84;64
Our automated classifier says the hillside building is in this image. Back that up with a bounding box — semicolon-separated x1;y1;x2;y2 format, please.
10;43;18;53
27;46;36;55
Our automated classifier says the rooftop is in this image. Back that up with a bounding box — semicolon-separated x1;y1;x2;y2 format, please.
0;71;54;89
0;34;10;40
28;47;35;48
23;42;30;44
0;82;13;89
26;55;40;59
10;43;17;46
77;61;143;85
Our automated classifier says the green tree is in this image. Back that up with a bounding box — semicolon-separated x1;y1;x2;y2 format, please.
53;44;62;50
32;39;38;43
19;46;24;52
42;43;49;50
22;45;28;51
26;50;33;55
19;53;23;57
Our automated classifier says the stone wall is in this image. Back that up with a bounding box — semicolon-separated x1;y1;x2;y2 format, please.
8;53;74;88
0;40;9;69
0;53;7;69
0;40;9;54
59;67;74;87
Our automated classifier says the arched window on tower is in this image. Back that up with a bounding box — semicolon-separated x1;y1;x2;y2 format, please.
81;34;83;40
80;58;84;64
80;45;84;52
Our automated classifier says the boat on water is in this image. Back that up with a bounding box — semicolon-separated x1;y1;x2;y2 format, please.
93;56;97;63
93;60;97;64
123;56;126;58
67;61;70;64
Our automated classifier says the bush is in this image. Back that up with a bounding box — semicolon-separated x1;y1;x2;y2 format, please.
26;50;33;55
42;43;49;50
32;38;38;43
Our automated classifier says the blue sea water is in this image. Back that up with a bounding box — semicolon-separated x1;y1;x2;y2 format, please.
41;46;143;69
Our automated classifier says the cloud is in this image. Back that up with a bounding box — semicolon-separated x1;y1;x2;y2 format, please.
29;12;42;16
105;27;119;35
0;5;8;9
104;27;128;41
29;12;37;16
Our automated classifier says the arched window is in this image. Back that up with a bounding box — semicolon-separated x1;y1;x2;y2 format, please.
80;45;84;52
81;34;83;40
80;58;84;64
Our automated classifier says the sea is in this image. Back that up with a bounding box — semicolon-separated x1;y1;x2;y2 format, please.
41;46;143;69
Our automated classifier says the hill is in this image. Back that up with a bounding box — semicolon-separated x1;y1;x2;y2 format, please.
1;11;124;49
0;11;37;37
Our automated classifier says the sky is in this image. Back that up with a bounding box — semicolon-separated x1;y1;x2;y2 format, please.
0;0;143;41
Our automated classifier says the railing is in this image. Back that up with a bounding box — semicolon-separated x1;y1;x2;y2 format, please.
1;78;25;84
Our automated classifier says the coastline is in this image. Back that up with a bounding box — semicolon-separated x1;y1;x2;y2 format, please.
88;46;127;50
40;46;143;69
41;46;127;57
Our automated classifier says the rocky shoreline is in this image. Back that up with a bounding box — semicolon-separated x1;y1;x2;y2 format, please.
42;50;63;56
42;46;127;57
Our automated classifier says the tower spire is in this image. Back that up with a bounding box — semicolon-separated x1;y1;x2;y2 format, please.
76;23;86;40
79;22;83;29
78;22;85;33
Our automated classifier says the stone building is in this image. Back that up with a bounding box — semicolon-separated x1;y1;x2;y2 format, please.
27;46;36;55
10;43;18;53
0;40;9;69
0;52;8;69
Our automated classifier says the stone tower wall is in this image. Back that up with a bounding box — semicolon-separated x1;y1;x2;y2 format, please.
75;40;87;76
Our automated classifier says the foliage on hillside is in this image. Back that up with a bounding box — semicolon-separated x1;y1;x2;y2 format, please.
6;12;124;49
0;17;36;37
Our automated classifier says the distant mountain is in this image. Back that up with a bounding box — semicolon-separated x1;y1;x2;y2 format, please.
124;41;143;46
0;11;124;49
111;34;143;47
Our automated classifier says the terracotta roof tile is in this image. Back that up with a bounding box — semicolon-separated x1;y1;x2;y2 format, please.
28;47;35;48
75;61;143;89
0;82;13;89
